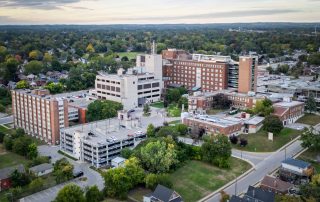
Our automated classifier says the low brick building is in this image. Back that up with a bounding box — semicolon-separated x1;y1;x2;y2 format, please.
273;100;304;125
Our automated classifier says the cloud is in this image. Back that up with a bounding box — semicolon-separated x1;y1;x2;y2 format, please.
113;9;300;21
0;0;87;9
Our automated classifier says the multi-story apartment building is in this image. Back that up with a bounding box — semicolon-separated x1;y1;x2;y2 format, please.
60;115;146;168
162;49;258;94
12;89;68;145
95;68;161;110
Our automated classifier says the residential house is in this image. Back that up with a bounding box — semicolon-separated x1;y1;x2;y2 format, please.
279;158;314;184
0;164;25;191
29;163;53;177
229;186;275;202
143;184;183;202
260;175;293;194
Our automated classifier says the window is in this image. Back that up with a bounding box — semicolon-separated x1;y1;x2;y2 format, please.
152;83;159;87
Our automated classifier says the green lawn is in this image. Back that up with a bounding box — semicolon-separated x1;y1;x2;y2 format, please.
116;52;141;60
169;159;251;202
297;113;320;126
167;105;182;117
297;149;320;173
0;144;31;169
128;187;152;202
150;101;164;108
232;128;300;152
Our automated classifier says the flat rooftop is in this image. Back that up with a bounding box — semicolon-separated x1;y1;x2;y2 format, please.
274;101;304;108
62;118;143;146
191;114;242;128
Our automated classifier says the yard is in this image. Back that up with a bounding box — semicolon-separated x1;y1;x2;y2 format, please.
167;104;182;117
149;101;164;108
232;128;300;152
116;52;141;60
0;144;31;169
297;113;320;126
169;159;251;202
297;149;320;173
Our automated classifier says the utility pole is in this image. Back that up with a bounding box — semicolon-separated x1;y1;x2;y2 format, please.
235;176;238;195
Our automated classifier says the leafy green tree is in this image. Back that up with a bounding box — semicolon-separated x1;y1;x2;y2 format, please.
146;124;155;137
10;169;30;187
86;100;123;122
3;57;19;82
45;82;65;94
177;97;188;110
29;178;44;192
305;94;317;114
263;115;283;135
145;173;173;190
138;140;178;173
0;131;5;143
143;104;150;116
175;124;188;136
53;158;74;183
201;134;231;168
55;184;85;202
43;52;53;63
120;148;133;159
27;143;38;159
29;50;42;61
15;128;25;137
0;104;5;113
86;44;95;53
85;186;103;202
16;80;30;89
12;136;33;156
3;135;13;150
24;60;44;75
300;127;320;151
253;99;274;117
156;126;179;140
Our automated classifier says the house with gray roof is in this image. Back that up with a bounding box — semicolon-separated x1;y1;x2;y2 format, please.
29;163;53;177
143;184;183;202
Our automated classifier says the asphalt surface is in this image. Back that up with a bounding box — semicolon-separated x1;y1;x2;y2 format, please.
0;115;13;125
20;145;104;202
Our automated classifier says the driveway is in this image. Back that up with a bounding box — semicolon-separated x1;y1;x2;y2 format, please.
20;145;104;202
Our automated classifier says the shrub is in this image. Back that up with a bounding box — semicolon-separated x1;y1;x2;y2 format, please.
229;135;238;144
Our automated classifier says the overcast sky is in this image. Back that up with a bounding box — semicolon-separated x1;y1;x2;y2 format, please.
0;0;319;24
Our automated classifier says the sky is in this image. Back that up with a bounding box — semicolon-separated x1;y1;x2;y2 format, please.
0;0;319;25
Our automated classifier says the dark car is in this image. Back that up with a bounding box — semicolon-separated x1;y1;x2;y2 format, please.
73;171;84;178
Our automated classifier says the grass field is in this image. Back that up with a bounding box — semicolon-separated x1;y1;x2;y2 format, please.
167;105;181;117
150;101;164;108
297;149;320;173
128;187;152;202
297;113;320;126
232;128;300;152
116;52;142;60
0;144;31;169
169;159;251;202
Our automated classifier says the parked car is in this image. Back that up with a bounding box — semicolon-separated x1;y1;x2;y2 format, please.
73;171;84;178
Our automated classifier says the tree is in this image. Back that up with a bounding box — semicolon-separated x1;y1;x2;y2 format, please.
55;184;85;202
29;178;44;192
43;52;53;63
305;94;317;114
263;115;283;135
145;173;173;190
177;97;188;110
253;99;274;117
86;43;95;53
16;80;30;89
146;124;155;137
175;124;188;136
85;186;103;202
229;135;238;144
300;127;320;151
212;94;231;109
103;157;144;199
120;148;133;159
12;136;33;156
16;128;25;137
27;143;38;159
138;140;178;173
240;138;248;147
86;100;123;122
3;135;13;150
156;126;179;140
201;134;232;168
29;50;42;60
45;82;65;94
53;158;74;183
143;104;150;116
0;131;5;143
10;169;30;187
24;60;44;75
3;57;19;82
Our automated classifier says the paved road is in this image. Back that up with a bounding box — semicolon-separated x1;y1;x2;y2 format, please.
178;137;271;166
204;140;304;202
21;145;104;202
0;115;13;125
